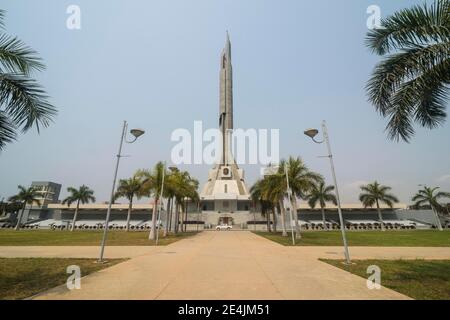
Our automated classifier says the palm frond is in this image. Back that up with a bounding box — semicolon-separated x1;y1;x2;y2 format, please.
365;0;450;142
0;34;45;74
0;73;56;135
366;0;450;55
0;110;15;149
0;10;5;30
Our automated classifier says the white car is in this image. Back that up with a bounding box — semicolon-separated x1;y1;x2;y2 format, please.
216;224;232;231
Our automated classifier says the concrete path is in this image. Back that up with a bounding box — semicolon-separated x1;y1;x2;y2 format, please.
26;231;442;300
0;246;154;259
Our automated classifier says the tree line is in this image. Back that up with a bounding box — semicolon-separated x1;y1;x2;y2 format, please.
250;156;450;237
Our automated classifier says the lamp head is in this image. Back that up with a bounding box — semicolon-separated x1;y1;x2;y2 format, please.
130;128;145;139
304;128;319;139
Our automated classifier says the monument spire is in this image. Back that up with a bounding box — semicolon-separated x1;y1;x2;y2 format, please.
220;32;233;165
200;32;249;207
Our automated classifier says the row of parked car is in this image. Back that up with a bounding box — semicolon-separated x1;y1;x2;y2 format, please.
0;219;162;231
299;218;442;230
1;218;447;231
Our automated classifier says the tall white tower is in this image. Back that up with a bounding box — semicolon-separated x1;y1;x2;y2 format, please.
219;32;233;165
200;33;250;221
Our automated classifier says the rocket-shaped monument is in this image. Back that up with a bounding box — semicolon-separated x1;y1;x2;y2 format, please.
200;33;250;221
219;32;233;165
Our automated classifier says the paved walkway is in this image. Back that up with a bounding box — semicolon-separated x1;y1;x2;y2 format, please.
21;231;450;300
0;246;154;259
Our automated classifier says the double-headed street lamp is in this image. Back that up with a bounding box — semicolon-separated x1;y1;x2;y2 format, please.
98;121;145;263
304;120;351;264
284;165;297;246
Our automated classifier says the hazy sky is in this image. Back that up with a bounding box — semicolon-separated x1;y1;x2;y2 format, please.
1;0;449;204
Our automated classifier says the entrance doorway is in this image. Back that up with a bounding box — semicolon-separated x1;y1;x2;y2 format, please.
218;217;233;226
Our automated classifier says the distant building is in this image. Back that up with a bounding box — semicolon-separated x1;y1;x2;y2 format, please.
31;181;62;205
22;181;62;222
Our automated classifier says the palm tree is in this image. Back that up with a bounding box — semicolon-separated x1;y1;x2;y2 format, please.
168;169;199;233
365;0;450;142
183;178;199;232
8;185;40;230
306;182;337;231
282;157;323;239
114;175;142;231
359;181;399;231
250;179;274;232
62;185;96;231
262;172;288;236
163;168;179;236
0;10;56;150
412;186;450;231
137;162;169;240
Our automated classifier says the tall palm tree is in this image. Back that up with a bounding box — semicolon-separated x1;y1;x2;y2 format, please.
306;182;337;231
169;169;199;233
137;162;167;240
412;186;450;231
114;175;142;231
0;10;56;150
62;185;96;231
282;157;323;239
250;179;274;232
163;168;179;236
365;0;450;142
359;181;399;231
262;172;288;236
183;178;199;232
8;185;40;230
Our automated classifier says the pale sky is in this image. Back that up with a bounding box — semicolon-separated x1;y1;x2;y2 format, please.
0;0;449;204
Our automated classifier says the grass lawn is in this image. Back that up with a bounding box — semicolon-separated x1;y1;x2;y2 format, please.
0;230;197;246
254;230;450;246
0;258;125;299
322;259;450;300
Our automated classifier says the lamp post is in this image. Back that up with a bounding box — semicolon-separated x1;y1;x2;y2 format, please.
98;121;144;263
155;162;167;246
304;120;351;264
284;165;296;246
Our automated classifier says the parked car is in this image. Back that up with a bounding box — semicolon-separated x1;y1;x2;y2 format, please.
216;224;232;231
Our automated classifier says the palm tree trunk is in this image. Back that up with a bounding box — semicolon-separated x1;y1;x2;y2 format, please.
149;198;158;240
376;200;385;231
272;206;277;232
125;199;132;232
278;200;287;237
291;196;301;239
321;205;328;231
184;200;188;232
15;204;26;230
266;210;271;232
163;198;171;237
431;206;443;231
180;203;185;233
169;197;174;232
174;202;179;234
70;200;80;232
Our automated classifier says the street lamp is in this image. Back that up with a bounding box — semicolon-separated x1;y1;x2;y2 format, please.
284;165;297;246
304;120;351;264
155;162;167;246
98;121;145;263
